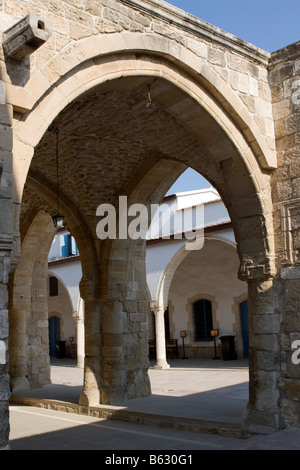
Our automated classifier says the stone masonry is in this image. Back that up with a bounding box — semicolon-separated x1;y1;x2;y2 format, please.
0;0;299;448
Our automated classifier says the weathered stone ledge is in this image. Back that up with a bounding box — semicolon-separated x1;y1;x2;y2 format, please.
10;394;245;439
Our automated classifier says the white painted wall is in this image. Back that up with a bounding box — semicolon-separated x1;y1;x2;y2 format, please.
168;237;247;357
48;260;82;313
146;188;232;303
48;276;77;342
47;189;246;358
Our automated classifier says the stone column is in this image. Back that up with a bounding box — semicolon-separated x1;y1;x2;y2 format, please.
100;296;125;404
74;299;84;369
152;303;170;370
8;283;31;391
105;237;151;402
242;277;281;434
269;41;300;430
78;277;101;407
0;86;13;449
9;212;53;391
0;260;11;450
10;265;51;390
28;271;51;388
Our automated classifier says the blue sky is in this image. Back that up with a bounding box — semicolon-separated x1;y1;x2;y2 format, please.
165;0;300;195
166;0;300;52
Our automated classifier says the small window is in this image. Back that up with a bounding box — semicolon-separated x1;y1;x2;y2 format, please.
49;276;58;297
193;299;213;341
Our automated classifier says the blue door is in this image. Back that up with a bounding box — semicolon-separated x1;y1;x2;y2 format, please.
240;300;249;358
48;316;60;356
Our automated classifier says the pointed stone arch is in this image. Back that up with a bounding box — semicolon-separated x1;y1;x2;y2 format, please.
12;40;276;283
157;233;237;310
9;30;278;426
9;210;55;390
21;171;103;406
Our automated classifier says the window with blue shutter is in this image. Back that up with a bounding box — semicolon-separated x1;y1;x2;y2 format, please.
60;234;78;258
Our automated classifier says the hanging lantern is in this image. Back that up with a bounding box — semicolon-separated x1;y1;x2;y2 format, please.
50;126;65;228
52;214;65;228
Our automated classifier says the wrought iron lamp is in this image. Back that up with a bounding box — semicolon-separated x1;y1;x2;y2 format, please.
211;329;220;360
51;127;65;228
180;330;188;359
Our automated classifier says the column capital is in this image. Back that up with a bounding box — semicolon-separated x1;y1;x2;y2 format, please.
238;256;276;282
72;310;81;321
150;301;164;315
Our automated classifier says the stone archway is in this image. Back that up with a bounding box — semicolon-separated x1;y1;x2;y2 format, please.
12;46;276;276
19;172;103;407
10;36;277;433
2;0;300;451
9;210;56;391
47;273;76;357
157;234;238;313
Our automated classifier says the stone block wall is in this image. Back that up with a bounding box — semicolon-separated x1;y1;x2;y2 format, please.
0;0;275;167
269;42;300;428
0;0;300;446
0;78;13;449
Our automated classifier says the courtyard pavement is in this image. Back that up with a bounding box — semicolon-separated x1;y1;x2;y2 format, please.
8;358;300;450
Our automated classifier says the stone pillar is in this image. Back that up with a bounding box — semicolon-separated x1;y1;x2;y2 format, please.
106;237;151;402
74;300;85;369
268;42;300;430
78;277;101;407
243;278;281;434
122;290;151;401
27;271;51;388
9;269;51;390
8;280;31;391
100;296;125;404
0;266;10;450
152;304;170;370
0;84;13;449
9;212;53;391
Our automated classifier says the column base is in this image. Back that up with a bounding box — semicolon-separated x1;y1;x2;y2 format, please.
100;388;127;405
11;376;30;392
154;360;170;370
243;403;280;435
79;387;100;407
76;356;84;368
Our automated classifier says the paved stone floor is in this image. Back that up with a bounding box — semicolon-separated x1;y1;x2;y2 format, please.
9;405;244;451
11;358;250;421
8;358;300;451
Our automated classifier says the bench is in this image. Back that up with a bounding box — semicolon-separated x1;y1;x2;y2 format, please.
166;339;178;359
148;340;156;360
148;339;178;360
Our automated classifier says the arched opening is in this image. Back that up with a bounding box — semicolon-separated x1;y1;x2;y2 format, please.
10;47;276;431
166;236;248;359
48;230;83;367
47;272;77;360
9;210;55;391
144;174;250;423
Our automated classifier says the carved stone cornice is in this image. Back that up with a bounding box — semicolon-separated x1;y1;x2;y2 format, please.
0;235;13;252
